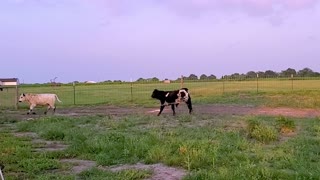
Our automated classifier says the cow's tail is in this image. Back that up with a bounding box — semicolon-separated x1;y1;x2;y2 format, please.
55;95;62;103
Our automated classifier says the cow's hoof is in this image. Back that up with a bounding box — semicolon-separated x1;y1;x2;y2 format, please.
27;112;30;115
32;112;36;115
44;112;47;115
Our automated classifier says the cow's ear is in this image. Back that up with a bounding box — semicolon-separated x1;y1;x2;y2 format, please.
23;93;25;96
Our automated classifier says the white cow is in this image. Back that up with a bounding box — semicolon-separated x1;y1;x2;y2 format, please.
18;93;62;114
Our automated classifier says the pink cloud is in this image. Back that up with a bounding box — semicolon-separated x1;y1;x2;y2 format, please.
282;0;318;10
10;0;318;16
158;0;319;16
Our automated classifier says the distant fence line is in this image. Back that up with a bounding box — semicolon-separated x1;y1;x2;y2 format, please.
1;77;320;109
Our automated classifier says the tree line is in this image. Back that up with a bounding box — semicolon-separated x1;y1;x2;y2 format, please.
136;67;320;82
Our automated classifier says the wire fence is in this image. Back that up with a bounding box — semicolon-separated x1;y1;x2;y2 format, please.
1;77;320;109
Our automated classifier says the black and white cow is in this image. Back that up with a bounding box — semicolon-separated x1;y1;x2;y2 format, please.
151;88;192;116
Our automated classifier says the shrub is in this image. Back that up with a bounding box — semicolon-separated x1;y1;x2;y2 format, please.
247;119;278;143
276;116;295;133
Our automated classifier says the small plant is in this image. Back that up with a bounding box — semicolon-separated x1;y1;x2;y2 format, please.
313;125;320;136
42;129;65;141
250;125;278;143
247;118;278;143
276;116;295;133
247;118;261;134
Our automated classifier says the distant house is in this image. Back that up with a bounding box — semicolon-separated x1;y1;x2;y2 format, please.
163;79;171;84
84;81;97;84
0;78;19;86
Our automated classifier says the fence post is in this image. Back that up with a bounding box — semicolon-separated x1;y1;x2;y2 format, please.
73;82;76;105
291;74;293;91
222;76;225;94
15;84;19;110
130;79;133;102
256;73;259;93
180;75;184;88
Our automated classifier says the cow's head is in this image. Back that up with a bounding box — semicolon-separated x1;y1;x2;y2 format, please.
18;93;26;102
151;89;160;99
178;88;189;102
181;88;188;92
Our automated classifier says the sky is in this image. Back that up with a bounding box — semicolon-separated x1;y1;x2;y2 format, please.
1;0;319;83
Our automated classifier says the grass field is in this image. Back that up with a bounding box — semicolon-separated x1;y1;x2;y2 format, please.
1;111;320;179
0;79;320;179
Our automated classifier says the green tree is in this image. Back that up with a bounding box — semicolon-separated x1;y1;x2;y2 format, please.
297;68;314;77
280;68;296;77
246;71;256;78
151;77;159;81
265;70;278;77
187;74;198;80
257;71;265;78
199;74;208;80
136;78;145;82
208;74;216;79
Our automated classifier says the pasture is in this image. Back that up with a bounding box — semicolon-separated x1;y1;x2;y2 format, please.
1;79;320;179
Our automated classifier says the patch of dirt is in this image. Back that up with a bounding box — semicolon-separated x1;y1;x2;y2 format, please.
32;139;68;152
13;132;38;138
224;120;247;132
105;162;186;180
56;105;143;117
254;107;320;118
13;132;68;152
60;159;96;174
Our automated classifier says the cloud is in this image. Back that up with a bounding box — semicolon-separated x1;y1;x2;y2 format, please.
4;0;319;25
81;0;319;27
158;0;319;16
6;0;318;16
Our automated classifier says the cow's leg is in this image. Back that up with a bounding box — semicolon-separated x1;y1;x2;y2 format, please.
158;105;165;116
53;106;56;114
45;104;51;115
186;98;192;114
28;104;36;115
171;104;176;116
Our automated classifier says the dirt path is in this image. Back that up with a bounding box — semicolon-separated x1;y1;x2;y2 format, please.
7;104;320;120
53;104;320;118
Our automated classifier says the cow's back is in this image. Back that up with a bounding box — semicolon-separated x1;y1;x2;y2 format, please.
28;94;57;105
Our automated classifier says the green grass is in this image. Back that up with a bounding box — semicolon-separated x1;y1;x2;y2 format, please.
1;113;320;179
